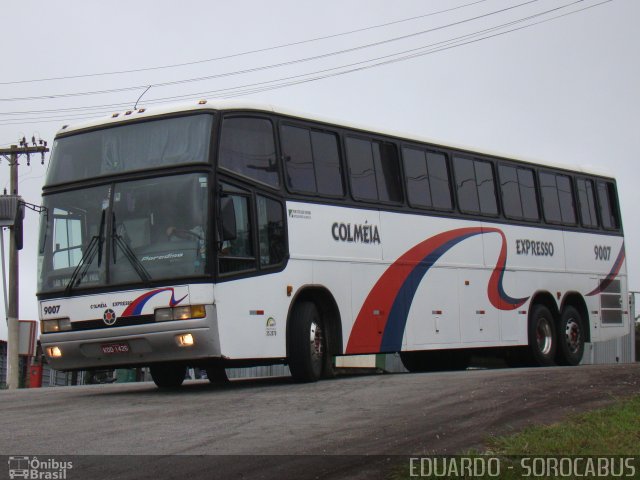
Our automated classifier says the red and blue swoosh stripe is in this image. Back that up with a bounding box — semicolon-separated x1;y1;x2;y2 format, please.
346;227;527;354
586;244;626;296
122;287;187;317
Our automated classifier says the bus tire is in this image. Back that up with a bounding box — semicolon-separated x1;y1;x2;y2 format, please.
528;304;557;366
206;365;229;384
400;351;427;372
556;306;585;366
150;363;186;388
289;301;326;382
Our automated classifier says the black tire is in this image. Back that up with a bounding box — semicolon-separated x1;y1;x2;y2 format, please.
400;351;428;372
556;306;585;366
288;302;326;382
400;350;470;372
528;304;557;366
205;364;230;384
150;363;186;388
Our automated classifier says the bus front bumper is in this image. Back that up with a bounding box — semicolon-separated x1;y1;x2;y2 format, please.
40;318;221;371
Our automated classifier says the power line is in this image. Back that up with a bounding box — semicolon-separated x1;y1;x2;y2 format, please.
0;0;492;86
0;0;542;102
0;0;613;126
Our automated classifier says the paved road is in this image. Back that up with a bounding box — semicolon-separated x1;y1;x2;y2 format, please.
1;364;639;479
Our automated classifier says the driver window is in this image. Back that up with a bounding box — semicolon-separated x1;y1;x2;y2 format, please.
218;186;256;275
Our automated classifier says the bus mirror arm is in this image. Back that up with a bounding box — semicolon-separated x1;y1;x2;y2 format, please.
219;196;237;242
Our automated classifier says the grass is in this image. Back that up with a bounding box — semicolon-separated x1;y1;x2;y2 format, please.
484;395;640;456
393;395;640;479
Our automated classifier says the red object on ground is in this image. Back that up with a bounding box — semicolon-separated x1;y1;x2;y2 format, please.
28;364;43;388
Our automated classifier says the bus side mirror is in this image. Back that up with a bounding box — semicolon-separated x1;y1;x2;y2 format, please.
220;197;237;241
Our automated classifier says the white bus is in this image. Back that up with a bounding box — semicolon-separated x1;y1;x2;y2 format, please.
38;100;629;388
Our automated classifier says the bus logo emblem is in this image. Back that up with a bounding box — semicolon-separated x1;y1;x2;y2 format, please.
103;309;117;326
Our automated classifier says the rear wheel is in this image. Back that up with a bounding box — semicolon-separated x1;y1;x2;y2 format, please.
528;304;557;366
288;302;326;382
556;306;585;366
150;363;186;388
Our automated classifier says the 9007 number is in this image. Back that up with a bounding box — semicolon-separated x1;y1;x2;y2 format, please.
594;245;611;261
43;305;60;315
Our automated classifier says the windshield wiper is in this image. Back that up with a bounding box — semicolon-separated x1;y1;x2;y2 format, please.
112;213;151;284
64;209;106;295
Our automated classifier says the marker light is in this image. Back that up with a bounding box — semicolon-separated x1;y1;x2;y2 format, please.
41;318;71;333
47;346;63;358
154;305;207;322
176;333;194;347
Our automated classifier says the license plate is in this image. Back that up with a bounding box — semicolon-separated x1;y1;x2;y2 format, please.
101;343;130;355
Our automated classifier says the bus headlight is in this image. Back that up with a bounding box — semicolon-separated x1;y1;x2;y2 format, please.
46;346;63;358
176;333;195;347
41;318;71;333
154;305;206;322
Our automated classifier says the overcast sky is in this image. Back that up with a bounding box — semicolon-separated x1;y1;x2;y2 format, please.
1;0;638;340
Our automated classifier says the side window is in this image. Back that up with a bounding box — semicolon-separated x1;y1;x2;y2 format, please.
498;165;539;221
597;180;621;230
281;125;343;196
402;147;452;210
346;137;402;203
576;178;598;228
281;125;314;192
453;156;498;215
311;131;343;196
218;185;255;275
539;171;576;225
257;195;285;267
219;117;279;188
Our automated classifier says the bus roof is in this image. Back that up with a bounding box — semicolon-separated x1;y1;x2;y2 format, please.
55;98;614;179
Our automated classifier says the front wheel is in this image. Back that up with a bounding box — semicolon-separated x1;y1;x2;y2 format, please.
556;306;585;366
150;363;186;388
288;302;326;382
528;304;557;366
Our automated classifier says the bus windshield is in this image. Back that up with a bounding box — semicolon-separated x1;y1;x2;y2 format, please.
46;114;213;185
38;173;209;293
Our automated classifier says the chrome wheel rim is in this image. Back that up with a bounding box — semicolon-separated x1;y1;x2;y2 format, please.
309;320;324;371
536;317;553;355
564;318;581;354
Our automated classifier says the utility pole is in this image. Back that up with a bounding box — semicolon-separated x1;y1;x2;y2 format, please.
0;138;48;389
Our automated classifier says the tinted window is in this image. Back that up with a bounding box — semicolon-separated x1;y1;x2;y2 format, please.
499;165;539;221
557;175;576;224
597;181;621;230
402;147;452;210
219;117;279;187
257;195;286;267
428;152;453;210
539;172;562;223
346;137;376;200
46;115;213;185
281;125;314;192
346;137;402;202
453;156;497;215
218;186;255;275
311;131;344;196
539;172;576;225
476;160;498;215
281;125;343;196
576;178;598;228
453;157;478;213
